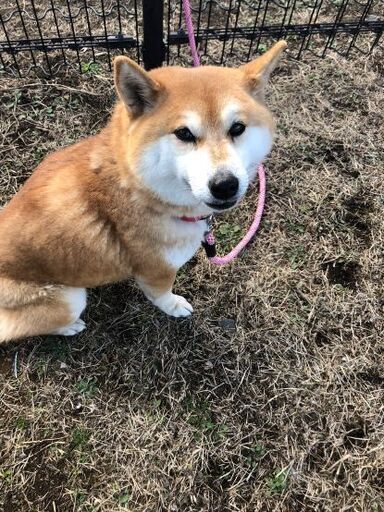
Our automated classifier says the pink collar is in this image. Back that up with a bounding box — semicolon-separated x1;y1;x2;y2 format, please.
178;215;209;222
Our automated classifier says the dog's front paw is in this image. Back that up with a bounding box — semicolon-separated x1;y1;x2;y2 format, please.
153;292;193;317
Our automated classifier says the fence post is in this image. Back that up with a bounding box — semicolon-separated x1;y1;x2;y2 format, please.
142;0;165;70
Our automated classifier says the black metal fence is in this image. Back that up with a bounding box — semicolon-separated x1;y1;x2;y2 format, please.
0;0;383;76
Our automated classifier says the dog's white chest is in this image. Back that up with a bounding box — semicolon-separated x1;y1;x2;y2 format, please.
163;220;206;270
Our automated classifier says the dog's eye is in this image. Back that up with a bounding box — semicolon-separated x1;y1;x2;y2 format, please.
174;127;196;143
229;122;246;138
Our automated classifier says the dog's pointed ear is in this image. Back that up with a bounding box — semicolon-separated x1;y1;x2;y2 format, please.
114;56;161;117
240;40;287;99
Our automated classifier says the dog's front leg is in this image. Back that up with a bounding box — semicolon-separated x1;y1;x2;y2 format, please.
135;270;193;318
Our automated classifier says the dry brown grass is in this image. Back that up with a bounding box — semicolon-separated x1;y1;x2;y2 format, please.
0;46;384;512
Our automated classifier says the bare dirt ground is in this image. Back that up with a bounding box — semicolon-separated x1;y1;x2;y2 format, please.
0;29;384;512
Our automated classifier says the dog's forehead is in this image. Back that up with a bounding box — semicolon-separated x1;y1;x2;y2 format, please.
150;65;241;90
150;66;249;131
150;66;246;121
145;65;272;131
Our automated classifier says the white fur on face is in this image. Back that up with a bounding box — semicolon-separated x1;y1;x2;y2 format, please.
183;111;204;139
221;102;242;131
138;106;273;210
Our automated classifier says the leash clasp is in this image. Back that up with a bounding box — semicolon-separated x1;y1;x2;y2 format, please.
202;216;216;258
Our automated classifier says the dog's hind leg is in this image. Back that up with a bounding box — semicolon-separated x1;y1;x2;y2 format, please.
0;282;86;343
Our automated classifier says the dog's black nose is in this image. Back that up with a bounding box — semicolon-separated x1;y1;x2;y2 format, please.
209;171;239;200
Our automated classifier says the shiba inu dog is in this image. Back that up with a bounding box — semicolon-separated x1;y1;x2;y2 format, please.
0;41;287;343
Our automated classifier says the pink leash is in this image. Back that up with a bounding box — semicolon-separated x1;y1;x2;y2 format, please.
182;0;267;265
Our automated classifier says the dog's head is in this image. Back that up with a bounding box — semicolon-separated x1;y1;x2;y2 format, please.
114;41;286;214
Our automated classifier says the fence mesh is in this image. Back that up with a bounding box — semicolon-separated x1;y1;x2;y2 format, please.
0;0;383;76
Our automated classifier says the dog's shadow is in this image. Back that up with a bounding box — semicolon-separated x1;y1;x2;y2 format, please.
0;279;251;510
0;278;241;405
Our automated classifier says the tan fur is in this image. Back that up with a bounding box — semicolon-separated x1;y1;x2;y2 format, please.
0;279;76;339
0;41;287;343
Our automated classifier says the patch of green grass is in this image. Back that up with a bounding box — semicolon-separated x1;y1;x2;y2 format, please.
74;490;87;507
44;106;55;118
215;222;243;252
258;43;267;54
115;491;132;507
152;398;162;408
266;468;289;495
286;244;309;269
71;427;90;450
215;424;229;440
0;469;12;484
34;147;48;163
288;311;308;326
81;62;101;74
4;89;22;110
34;359;50;381
14;416;28;430
186;399;228;441
145;399;167;425
308;72;321;82
75;378;99;397
284;219;306;234
78;451;92;464
244;444;266;467
334;283;347;293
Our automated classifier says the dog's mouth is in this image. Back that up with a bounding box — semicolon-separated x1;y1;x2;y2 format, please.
205;200;237;211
